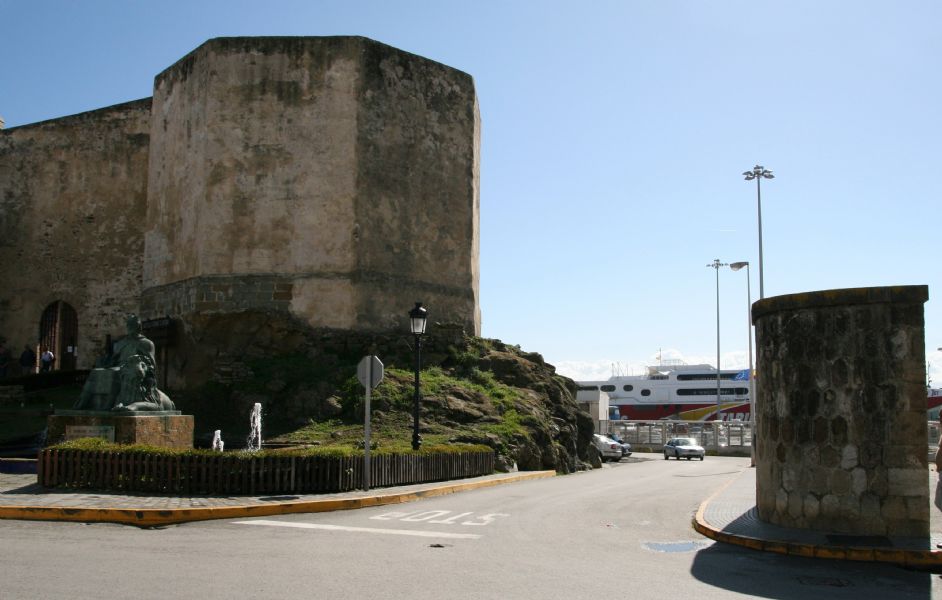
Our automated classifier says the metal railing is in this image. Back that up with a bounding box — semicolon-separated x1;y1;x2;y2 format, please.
603;420;753;449
606;420;942;453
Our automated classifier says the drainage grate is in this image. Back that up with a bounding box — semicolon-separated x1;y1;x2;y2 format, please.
824;534;892;547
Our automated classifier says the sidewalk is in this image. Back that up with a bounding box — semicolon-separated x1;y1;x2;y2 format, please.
694;466;942;571
0;469;555;527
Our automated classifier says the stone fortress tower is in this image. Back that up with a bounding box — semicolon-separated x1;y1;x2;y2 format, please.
0;37;481;374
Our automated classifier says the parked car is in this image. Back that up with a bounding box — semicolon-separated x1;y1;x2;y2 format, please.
607;433;632;457
663;437;705;460
592;434;623;462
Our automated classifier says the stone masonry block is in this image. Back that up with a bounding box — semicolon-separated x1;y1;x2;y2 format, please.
840;444;859;469
830;470;852;495
820;494;840;518
906;496;929;522
860;493;881;520
881;496;907;521
787;490;804;519
887;467;927;494
803;494;820;520
851;468;868;495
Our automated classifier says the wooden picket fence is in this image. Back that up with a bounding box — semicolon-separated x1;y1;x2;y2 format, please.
36;448;495;495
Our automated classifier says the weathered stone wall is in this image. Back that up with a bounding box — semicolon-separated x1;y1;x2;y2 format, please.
1;36;481;381
351;39;481;333
143;37;480;336
753;286;929;536
0;101;152;368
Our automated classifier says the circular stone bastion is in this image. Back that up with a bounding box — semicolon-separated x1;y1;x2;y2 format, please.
752;285;929;537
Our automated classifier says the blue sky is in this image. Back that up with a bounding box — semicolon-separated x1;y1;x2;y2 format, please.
2;1;940;385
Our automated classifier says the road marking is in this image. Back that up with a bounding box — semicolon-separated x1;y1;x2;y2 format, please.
234;520;482;539
369;510;509;526
428;512;473;524
460;512;510;526
401;510;451;522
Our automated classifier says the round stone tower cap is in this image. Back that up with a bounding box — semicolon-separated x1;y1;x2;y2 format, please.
752;285;929;324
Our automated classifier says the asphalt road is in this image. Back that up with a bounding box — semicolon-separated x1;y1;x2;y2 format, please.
1;454;938;599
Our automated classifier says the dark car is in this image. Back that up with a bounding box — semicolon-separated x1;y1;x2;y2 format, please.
607;433;632;457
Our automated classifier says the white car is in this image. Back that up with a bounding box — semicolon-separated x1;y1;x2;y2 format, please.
592;434;623;462
663;437;705;460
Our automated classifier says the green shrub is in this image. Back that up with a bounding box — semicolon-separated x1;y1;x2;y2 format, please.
48;437;490;459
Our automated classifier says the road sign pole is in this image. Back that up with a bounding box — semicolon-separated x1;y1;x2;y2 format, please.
364;360;371;491
357;355;384;492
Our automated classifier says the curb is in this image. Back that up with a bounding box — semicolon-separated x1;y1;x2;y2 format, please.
693;478;942;572
0;470;555;528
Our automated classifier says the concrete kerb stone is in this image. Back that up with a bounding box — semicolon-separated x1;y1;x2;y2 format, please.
693;474;942;572
0;470;555;528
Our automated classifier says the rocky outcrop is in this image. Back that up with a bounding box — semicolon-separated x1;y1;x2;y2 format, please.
168;310;594;472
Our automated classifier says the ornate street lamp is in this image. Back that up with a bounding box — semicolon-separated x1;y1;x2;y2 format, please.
409;302;428;451
707;259;728;427
743;164;774;299
730;261;755;465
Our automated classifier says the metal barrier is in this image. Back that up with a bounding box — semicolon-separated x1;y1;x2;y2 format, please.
603;420;753;449
606;420;942;454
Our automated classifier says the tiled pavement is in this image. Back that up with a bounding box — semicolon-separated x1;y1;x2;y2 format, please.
694;466;942;570
0;470;548;510
0;469;556;526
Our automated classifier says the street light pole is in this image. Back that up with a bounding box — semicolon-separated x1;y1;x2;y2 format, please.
743;165;774;299
408;302;428;452
707;259;728;426
730;261;755;465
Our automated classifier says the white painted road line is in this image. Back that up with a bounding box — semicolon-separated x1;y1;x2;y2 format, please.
234;520;482;539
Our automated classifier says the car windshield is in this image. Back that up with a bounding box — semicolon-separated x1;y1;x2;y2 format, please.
675;438;697;446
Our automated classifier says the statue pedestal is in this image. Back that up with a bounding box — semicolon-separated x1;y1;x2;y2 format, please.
47;411;193;449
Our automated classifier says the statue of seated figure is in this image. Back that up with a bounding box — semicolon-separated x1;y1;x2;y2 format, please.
74;314;175;412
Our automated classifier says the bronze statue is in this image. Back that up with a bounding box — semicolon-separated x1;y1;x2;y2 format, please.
74;314;175;412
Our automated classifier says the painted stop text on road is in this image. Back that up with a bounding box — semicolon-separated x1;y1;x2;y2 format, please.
370;510;509;526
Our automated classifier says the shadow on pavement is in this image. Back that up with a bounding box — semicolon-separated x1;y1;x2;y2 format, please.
689;541;934;599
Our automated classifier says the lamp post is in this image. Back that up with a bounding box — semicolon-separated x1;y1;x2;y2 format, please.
707;259;728;427
743;164;774;299
730;261;755;465
409;302;428;451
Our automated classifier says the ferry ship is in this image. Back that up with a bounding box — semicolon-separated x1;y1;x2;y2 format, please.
577;360;942;422
577;360;751;422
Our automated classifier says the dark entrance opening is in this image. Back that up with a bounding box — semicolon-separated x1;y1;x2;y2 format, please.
39;301;78;371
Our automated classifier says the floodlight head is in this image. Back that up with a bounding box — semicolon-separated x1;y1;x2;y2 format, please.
730;261;749;271
763;171;775;179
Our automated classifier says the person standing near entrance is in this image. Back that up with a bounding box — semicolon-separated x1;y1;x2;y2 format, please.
40;347;55;372
19;345;36;375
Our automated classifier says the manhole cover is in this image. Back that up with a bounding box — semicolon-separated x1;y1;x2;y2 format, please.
642;540;710;553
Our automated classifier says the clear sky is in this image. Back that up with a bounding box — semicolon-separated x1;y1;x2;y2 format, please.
2;1;940;385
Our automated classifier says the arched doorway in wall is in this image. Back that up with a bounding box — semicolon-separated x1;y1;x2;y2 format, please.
39;301;78;371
